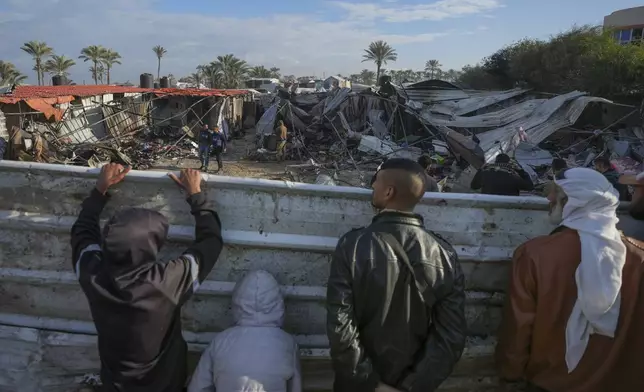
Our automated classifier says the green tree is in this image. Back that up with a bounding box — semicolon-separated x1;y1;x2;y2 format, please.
269;67;281;78
152;45;167;80
199;63;224;88
214;54;248;88
248;65;272;78
362;40;397;83
359;69;376;85
89;64;106;84
0;61;27;85
424;59;442;79
101;49;122;84
20;40;54;85
79;45;106;84
44;55;76;77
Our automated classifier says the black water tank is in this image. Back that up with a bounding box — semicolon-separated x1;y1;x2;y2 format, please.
140;73;154;88
154;82;160;89
160;77;169;88
52;75;66;86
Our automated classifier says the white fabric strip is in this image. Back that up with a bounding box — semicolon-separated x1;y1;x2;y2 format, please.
74;244;102;279
183;254;201;293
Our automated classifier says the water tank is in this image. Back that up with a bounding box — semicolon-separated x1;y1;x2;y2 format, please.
52;75;66;86
140;73;154;88
153;82;160;89
160;77;169;88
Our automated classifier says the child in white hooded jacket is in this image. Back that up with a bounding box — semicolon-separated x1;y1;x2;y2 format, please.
188;270;302;392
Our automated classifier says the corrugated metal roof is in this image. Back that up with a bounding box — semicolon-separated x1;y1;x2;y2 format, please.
0;85;249;104
477;92;612;161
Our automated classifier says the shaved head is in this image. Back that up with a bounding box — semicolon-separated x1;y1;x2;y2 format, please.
371;158;427;211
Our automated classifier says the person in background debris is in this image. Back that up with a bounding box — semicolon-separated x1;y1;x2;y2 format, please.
327;158;466;392
417;155;440;192
495;168;644;392
470;153;534;196
71;164;223;392
188;270;301;392
276;120;288;162
211;126;226;172
594;156;631;201
198;124;214;171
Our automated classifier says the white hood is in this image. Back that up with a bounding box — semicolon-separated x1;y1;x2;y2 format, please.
232;270;284;327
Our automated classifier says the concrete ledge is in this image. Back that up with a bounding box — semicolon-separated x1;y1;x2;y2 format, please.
0;321;499;392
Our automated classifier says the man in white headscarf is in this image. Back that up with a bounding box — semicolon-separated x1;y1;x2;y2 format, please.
495;167;644;392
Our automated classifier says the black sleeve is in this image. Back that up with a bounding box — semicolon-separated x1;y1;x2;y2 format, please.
70;188;109;276
326;236;380;390
470;169;482;190
399;248;467;392
151;192;224;305
516;169;534;191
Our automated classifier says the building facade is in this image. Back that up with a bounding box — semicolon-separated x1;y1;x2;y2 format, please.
604;6;644;44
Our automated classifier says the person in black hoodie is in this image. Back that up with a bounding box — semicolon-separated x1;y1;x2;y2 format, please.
71;164;224;392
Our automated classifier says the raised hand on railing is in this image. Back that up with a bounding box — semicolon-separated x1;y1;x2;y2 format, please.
96;163;130;194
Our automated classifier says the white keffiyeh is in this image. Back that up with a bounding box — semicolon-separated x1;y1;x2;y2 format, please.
555;168;626;372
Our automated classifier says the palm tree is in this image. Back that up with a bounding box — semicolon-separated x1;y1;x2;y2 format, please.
214;54;248;88
362;40;397;83
424;59;442;79
269;67;281;78
358;69;376;85
101;49;122;84
199;63;223;88
248;65;272;78
44;55;76;77
79;45;106;84
89;64;105;84
0;61;27;85
20;41;54;85
152;45;167;80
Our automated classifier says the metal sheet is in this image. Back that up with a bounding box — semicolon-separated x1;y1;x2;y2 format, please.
478;93;612;161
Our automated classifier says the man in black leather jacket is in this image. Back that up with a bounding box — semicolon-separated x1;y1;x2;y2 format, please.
326;158;467;392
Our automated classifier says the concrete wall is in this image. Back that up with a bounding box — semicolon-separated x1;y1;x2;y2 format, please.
604;6;644;28
0;161;639;391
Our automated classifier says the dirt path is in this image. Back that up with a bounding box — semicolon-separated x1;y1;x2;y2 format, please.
151;131;292;181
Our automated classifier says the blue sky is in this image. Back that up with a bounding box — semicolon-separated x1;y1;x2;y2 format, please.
0;0;642;84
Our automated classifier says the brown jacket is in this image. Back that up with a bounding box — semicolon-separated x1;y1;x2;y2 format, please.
496;227;644;392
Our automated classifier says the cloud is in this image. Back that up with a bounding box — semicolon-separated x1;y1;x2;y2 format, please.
331;0;503;23
0;0;472;84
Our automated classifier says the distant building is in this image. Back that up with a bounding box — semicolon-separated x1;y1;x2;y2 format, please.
323;75;351;90
604;6;644;44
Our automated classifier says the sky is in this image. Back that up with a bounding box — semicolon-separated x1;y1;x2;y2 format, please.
0;0;642;85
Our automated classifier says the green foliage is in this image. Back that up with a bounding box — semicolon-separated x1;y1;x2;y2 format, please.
362;40;397;81
457;25;644;98
0;61;27;85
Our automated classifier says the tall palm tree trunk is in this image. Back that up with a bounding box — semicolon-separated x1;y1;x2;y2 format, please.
36;59;41;85
107;67;111;84
157;59;161;80
376;62;381;84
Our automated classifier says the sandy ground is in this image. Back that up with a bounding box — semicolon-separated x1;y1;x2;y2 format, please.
151;131;293;182
150;130;369;187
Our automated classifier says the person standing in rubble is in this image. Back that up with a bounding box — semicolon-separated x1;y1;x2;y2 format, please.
211;126;226;172
71;164;224;392
495;168;644;391
417;155;440;192
594;156;631;201
470;153;534;196
327;158;466;392
198;123;214;171
276;120;288;162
